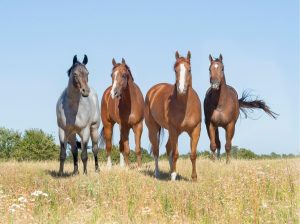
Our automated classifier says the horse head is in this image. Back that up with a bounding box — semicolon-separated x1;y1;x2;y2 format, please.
174;51;192;95
110;58;134;99
67;55;90;97
209;54;225;90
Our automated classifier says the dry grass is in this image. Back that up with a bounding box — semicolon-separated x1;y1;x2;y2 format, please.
0;158;299;224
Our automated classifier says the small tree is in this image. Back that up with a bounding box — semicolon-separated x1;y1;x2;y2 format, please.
0;127;21;160
14;129;59;161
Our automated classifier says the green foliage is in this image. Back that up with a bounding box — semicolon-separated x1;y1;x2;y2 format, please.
13;129;59;161
0;127;21;159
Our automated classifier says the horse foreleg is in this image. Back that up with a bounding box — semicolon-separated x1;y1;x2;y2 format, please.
80;128;90;175
225;122;235;164
119;125;130;167
69;134;79;175
58;128;67;176
133;121;143;168
169;129;179;181
90;125;100;172
207;122;217;160
189;123;201;181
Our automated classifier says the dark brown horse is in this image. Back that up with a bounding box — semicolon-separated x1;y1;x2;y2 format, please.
204;54;278;163
100;58;144;168
145;51;201;181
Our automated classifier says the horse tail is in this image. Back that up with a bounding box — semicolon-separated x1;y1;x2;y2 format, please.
149;127;164;156
238;91;278;119
99;127;106;149
158;128;165;148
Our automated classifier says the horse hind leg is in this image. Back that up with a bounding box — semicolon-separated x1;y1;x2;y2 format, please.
147;121;161;178
166;138;173;172
90;124;100;172
145;104;161;178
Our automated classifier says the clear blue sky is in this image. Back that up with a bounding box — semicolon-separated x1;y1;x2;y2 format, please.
0;1;298;155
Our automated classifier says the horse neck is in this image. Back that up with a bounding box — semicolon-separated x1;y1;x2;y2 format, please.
121;78;135;105
173;85;190;105
216;76;228;106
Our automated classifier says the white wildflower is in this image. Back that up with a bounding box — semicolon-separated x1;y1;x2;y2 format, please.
18;196;28;203
31;190;48;197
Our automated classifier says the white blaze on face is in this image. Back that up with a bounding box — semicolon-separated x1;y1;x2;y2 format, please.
110;71;118;99
178;63;186;93
214;64;219;69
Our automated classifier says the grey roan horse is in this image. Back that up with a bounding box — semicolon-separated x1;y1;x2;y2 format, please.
56;55;101;175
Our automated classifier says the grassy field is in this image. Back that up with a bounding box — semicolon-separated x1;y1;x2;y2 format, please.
0;158;299;224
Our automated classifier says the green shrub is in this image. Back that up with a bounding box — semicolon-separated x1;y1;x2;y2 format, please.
13;129;59;161
0;127;21;160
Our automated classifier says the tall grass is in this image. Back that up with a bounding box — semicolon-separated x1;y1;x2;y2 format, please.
0;158;299;223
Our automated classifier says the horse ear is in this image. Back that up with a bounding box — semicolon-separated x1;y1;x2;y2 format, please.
219;54;223;62
122;58;126;64
82;54;88;65
175;51;180;59
187;51;191;61
209;54;213;63
73;55;78;64
112;58;116;66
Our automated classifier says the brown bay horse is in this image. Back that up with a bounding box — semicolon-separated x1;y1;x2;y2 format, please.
100;58;144;168
145;51;201;181
204;54;278;163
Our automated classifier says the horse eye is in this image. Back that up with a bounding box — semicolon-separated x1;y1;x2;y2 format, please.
122;74;126;79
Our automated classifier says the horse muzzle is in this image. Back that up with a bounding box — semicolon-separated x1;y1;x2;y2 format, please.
211;81;220;90
81;87;90;97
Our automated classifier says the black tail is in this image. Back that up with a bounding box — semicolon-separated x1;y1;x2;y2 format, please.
238;91;278;119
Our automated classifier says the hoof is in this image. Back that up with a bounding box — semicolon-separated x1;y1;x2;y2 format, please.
72;170;79;176
154;169;160;179
171;172;177;181
58;171;63;177
191;175;197;182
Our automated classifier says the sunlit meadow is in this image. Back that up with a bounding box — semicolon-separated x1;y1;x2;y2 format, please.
0;158;299;223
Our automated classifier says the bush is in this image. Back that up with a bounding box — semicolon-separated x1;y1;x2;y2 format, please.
0;127;21;160
13;129;59;161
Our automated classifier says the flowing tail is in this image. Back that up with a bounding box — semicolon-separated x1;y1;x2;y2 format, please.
238;91;278;119
99;127;106;149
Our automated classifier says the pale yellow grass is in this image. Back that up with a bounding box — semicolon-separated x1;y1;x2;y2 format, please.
0;158;299;224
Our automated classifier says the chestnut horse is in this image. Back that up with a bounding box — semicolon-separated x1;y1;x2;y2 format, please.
145;51;201;181
100;58;144;168
204;54;278;163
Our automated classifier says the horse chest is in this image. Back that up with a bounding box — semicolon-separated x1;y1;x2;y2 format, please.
211;109;230;127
